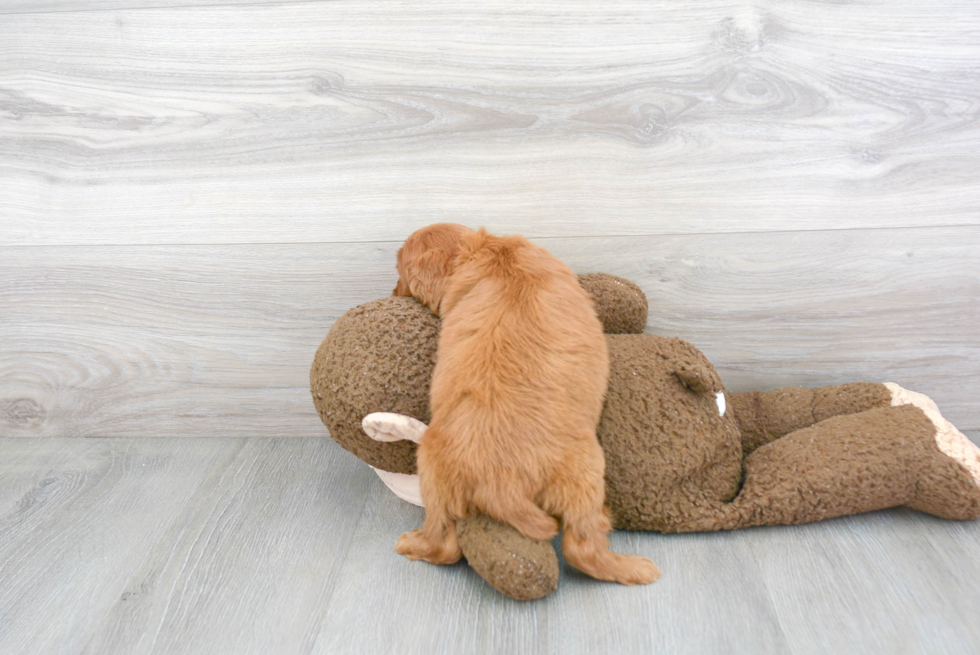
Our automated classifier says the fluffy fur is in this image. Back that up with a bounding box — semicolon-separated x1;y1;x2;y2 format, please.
392;223;659;585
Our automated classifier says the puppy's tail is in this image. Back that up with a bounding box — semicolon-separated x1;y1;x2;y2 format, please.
483;495;560;541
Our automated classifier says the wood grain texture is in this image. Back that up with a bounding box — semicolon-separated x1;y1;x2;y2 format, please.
751;511;980;655
0;0;313;13
81;437;374;655
0;438;240;655
3;436;979;655
2;0;979;245
0;241;386;438
3;227;977;437
311;488;795;655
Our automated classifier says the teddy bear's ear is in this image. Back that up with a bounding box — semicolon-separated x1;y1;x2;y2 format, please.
577;273;648;334
362;412;428;444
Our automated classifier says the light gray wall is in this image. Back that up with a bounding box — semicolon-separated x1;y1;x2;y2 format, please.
2;0;978;436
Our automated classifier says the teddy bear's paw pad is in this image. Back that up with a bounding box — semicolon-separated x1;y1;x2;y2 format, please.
885;382;980;488
395;529;461;565
362;412;428;444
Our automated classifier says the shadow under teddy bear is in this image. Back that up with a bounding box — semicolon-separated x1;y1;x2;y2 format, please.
311;273;980;600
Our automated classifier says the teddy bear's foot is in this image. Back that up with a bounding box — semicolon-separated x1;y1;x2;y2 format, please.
883;383;980;520
885;383;980;491
395;528;462;565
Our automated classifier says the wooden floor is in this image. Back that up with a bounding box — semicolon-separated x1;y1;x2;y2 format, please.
2;0;980;652
1;434;979;655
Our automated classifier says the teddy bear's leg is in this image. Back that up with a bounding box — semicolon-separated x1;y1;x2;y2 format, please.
728;382;892;456
680;402;980;531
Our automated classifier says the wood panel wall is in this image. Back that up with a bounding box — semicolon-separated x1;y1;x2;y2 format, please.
2;0;978;435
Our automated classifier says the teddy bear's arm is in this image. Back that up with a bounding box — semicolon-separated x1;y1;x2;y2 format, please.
728;382;892;456
577;273;648;334
457;515;559;601
362;412;426;443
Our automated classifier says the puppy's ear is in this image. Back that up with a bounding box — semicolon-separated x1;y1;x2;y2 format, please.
403;248;456;313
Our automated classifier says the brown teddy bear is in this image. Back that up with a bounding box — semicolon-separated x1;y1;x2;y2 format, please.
310;273;980;600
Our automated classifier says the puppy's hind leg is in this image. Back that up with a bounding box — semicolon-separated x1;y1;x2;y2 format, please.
395;443;462;565
547;439;660;585
396;508;462;565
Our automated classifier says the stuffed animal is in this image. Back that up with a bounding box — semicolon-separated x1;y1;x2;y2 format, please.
310;273;980;600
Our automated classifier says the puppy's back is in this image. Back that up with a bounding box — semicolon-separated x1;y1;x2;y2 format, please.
430;234;608;460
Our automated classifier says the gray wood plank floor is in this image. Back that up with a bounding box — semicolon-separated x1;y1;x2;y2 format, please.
1;435;979;655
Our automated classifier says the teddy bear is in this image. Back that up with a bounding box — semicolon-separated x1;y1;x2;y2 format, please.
310;273;980;600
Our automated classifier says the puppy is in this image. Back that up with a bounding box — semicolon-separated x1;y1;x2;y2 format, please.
392;223;659;585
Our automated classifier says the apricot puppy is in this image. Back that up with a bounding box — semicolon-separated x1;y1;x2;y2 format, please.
392;223;659;586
